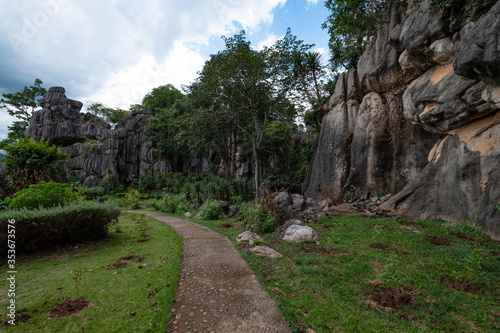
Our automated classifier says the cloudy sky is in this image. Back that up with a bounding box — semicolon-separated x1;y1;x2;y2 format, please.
0;0;330;140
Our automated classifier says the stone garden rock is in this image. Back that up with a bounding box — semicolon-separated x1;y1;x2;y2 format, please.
249;246;282;259
283;219;305;228
282;225;318;242
236;231;263;246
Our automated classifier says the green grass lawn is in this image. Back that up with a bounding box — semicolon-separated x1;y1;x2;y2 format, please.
176;212;500;332
0;212;182;333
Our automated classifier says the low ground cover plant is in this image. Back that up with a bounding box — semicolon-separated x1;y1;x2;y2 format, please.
0;213;182;332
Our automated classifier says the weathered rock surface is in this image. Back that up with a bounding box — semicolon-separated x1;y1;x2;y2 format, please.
274;191;323;222
303;1;500;238
282;225;318;242
236;231;263;246
249;246;283;259
25;87;170;186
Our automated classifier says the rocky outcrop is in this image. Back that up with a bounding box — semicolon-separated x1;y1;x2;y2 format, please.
274;191;323;222
303;0;500;239
25;87;170;186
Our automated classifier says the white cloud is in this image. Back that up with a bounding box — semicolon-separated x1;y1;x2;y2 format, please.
84;42;206;109
255;33;283;50
1;0;288;112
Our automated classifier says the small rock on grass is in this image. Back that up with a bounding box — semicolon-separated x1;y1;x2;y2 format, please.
236;231;263;245
250;246;282;259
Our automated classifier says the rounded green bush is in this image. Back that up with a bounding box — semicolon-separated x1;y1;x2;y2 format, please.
10;181;76;210
199;199;222;220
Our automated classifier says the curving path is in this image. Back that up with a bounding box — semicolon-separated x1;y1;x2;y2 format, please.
133;211;291;333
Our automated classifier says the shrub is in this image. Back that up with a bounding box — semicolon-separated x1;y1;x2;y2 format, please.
138;168;155;192
241;202;277;233
4;138;69;190
0;202;121;254
82;186;106;200
10;181;76;210
160;194;190;214
199;199;222;220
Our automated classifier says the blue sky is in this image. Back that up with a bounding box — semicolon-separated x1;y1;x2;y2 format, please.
0;0;330;140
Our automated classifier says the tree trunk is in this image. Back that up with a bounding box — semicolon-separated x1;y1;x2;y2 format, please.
252;138;260;194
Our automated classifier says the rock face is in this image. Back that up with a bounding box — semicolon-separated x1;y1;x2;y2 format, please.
303;0;500;239
25;87;170;186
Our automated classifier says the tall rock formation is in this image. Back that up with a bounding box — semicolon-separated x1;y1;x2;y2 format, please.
303;0;500;239
25;87;170;186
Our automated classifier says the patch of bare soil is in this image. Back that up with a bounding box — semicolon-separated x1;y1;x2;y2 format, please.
440;278;482;293
48;298;90;318
137;238;150;243
426;235;452;246
364;285;423;311
369;243;408;255
105;260;128;269
220;223;233;228
120;255;144;262
138;233;150;238
491;251;500;257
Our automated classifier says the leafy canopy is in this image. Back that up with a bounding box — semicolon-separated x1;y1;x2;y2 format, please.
4;138;69;190
322;0;393;70
0;78;47;147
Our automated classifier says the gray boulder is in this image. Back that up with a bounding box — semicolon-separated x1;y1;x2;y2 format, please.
283;225;318;242
274;191;323;222
236;231;263;246
249;246;282;259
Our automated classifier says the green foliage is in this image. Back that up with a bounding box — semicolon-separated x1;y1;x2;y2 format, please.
157;194;190;214
0;78;47;147
430;0;497;31
10;181;76;210
241;203;277;233
138;168;155;192
81;186;106;200
450;246;484;282
142;84;184;116
0;202;121;253
0;198;11;211
85;101;130;126
322;0;392;70
3;138;69;190
379;253;404;287
199;199;223;220
71;268;85;299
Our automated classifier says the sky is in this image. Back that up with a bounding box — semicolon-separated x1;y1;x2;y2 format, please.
0;0;331;141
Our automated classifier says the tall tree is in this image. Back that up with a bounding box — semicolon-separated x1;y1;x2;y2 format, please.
192;31;302;191
0;78;47;147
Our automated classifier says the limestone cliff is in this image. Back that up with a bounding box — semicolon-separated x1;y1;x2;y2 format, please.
303;0;500;238
25;87;170;187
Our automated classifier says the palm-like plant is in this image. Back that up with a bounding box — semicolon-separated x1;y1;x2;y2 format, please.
306;51;323;104
291;51;314;106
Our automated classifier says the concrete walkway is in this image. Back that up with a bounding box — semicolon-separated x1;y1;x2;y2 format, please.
133;211;291;333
